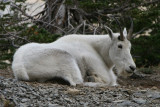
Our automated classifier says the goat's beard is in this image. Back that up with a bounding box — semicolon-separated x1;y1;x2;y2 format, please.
114;65;133;77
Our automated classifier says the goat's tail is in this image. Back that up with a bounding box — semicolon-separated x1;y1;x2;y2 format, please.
12;63;29;81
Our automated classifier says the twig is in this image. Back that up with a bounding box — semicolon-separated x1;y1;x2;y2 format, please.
132;27;148;38
73;22;84;33
33;19;66;34
11;2;66;34
93;27;98;35
67;8;74;29
0;25;30;42
83;20;86;34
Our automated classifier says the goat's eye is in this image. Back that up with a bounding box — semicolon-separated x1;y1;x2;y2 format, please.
118;45;122;49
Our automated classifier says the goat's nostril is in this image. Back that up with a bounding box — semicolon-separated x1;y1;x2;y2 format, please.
129;66;136;71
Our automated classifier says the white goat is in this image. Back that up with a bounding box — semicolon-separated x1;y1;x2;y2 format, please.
12;23;136;86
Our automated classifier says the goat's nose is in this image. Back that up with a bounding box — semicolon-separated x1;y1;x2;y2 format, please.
129;66;136;71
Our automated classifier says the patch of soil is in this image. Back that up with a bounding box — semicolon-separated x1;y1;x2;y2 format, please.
118;67;160;89
0;66;160;89
1;66;160;106
0;67;14;78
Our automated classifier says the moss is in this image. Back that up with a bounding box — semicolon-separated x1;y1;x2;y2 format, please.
138;68;154;74
0;95;15;107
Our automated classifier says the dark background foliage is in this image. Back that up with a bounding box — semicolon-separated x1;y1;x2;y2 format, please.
0;0;160;69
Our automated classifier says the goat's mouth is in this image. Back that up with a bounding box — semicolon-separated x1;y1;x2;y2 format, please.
125;70;133;74
113;66;134;77
116;68;134;77
122;70;134;77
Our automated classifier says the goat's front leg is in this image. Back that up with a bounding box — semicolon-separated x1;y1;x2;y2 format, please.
82;55;117;86
85;74;104;83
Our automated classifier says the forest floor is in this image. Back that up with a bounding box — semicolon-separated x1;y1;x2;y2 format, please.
0;66;160;107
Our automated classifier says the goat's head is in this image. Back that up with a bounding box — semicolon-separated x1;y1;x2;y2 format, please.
106;18;136;77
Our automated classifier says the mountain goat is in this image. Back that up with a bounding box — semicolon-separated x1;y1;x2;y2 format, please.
12;20;136;86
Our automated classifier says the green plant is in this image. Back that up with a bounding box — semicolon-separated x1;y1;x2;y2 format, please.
24;25;61;43
0;0;160;69
138;67;154;74
132;33;160;67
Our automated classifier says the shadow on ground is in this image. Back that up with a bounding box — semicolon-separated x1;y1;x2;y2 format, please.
0;66;160;89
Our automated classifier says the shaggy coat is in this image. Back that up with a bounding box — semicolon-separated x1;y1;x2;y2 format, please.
12;28;136;86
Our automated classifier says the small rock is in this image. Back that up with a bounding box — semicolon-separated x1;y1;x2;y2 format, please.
67;88;80;95
123;89;133;95
119;100;132;106
151;86;158;90
21;98;28;103
103;99;112;103
140;90;147;94
48;103;64;107
64;98;73;103
79;101;85;105
147;94;160;99
47;98;52;101
53;93;59;98
20;103;28;107
133;98;146;104
133;92;143;97
18;92;26;97
113;100;125;103
0;76;5;79
83;102;89;106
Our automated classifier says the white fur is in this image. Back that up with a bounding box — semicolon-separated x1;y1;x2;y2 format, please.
12;28;136;86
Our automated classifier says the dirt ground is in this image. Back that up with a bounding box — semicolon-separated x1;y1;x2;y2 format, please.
118;66;160;89
0;66;160;89
0;66;160;106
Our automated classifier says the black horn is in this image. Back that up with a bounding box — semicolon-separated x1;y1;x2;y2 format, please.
113;17;124;41
127;17;133;40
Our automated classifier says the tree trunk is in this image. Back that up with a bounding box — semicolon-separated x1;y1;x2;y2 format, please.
40;0;87;34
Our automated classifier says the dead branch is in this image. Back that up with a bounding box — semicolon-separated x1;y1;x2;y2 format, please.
132;27;148;38
0;24;30;43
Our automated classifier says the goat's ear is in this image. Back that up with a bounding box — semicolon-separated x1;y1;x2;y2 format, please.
105;26;114;39
123;28;127;38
